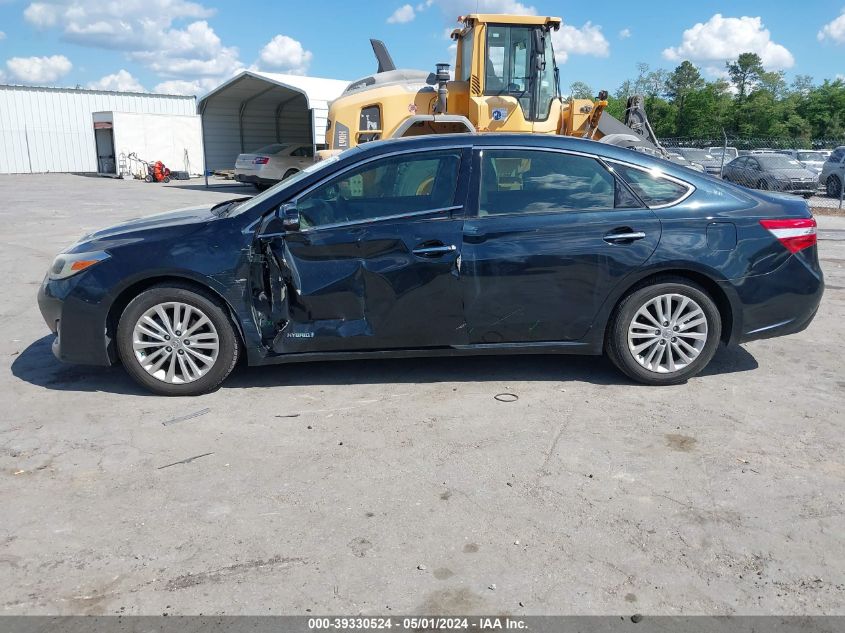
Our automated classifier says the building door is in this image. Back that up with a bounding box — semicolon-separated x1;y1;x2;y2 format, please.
94;126;116;174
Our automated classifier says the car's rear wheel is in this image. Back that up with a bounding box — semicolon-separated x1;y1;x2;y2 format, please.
117;285;239;396
827;176;842;198
282;168;299;180
606;279;722;386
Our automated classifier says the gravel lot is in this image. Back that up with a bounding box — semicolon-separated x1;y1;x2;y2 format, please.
1;174;843;616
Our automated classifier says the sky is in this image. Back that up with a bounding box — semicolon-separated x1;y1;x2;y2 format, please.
0;0;843;96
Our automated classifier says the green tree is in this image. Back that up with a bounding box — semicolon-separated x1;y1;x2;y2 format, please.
666;61;705;134
568;81;594;99
726;53;765;98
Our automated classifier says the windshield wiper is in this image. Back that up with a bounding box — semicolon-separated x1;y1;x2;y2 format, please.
210;197;250;217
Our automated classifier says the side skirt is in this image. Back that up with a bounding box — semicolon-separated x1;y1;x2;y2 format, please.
251;340;598;366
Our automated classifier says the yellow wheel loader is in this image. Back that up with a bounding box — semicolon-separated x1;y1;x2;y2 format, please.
325;14;662;153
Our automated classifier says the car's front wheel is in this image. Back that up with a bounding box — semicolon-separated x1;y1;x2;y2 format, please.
606;279;722;385
116;285;239;396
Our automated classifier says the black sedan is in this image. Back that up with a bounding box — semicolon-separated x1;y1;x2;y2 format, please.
722;154;819;197
38;134;824;395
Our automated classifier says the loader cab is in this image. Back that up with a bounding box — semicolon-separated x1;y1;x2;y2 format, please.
453;15;561;123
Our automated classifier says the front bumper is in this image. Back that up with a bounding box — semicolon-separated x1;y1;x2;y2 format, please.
721;249;824;345
37;275;113;366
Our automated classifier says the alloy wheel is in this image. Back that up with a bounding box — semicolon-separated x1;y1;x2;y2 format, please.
131;301;220;384
627;293;708;374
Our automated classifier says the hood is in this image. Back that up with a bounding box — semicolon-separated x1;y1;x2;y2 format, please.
67;203;219;253
766;168;817;179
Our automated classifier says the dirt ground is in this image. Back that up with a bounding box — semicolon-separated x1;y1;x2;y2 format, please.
1;174;843;615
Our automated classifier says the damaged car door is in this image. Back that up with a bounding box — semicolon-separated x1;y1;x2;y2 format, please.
259;148;470;354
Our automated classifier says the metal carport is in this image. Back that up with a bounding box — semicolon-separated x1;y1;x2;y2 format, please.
198;71;349;182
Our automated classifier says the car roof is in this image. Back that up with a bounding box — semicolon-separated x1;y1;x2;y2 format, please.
350;133;697;177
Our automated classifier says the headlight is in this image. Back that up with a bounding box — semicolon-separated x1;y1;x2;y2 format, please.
49;251;110;280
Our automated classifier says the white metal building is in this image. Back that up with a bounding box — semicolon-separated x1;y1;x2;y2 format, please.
198;71;349;173
0;84;200;175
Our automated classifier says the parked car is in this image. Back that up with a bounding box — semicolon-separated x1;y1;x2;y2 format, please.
819;146;845;198
38;134;824;395
706;146;739;162
672;148;723;176
778;150;829;175
234;143;315;190
666;152;706;173
721;154;819;197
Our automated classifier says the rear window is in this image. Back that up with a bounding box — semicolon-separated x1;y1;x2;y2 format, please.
609;162;691;207
479;149;641;216
253;144;289;155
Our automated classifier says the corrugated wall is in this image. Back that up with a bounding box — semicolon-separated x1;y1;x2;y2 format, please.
0;85;196;174
201;89;315;172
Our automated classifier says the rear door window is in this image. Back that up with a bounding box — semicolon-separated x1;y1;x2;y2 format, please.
478;149;641;216
609;162;692;208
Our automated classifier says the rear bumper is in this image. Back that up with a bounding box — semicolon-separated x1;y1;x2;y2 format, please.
721;250;824;345
234;173;278;186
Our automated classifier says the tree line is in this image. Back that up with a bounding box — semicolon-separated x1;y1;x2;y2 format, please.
569;53;845;146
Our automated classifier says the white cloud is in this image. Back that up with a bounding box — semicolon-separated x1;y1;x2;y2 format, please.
21;0;242;85
87;69;145;92
619;28;631;39
22;2;58;28
0;31;6;40
552;21;610;63
387;4;415;24
818;10;845;44
258;34;313;75
662;14;794;70
153;77;219;96
5;54;72;84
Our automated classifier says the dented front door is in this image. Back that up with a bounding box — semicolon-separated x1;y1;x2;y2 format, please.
266;148;470;354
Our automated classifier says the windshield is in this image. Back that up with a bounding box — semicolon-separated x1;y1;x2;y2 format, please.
757;155;804;169
252;143;289;155
678;149;710;161
797;151;825;161
232;151;354;215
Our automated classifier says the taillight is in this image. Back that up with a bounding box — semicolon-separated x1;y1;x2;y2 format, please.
759;218;817;253
253;156;270;165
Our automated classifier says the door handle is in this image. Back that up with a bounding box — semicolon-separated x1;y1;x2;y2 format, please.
603;231;646;244
412;244;457;257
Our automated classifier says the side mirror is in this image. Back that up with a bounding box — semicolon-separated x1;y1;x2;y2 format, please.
257;202;299;239
280;202;300;232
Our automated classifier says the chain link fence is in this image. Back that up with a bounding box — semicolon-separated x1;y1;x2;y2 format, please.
659;137;844;151
659;137;844;210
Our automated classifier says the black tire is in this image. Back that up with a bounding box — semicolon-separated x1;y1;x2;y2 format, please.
144;174;153;183
163;176;171;183
116;284;239;396
282;169;299;180
254;183;269;192
606;278;722;386
827;176;842;199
